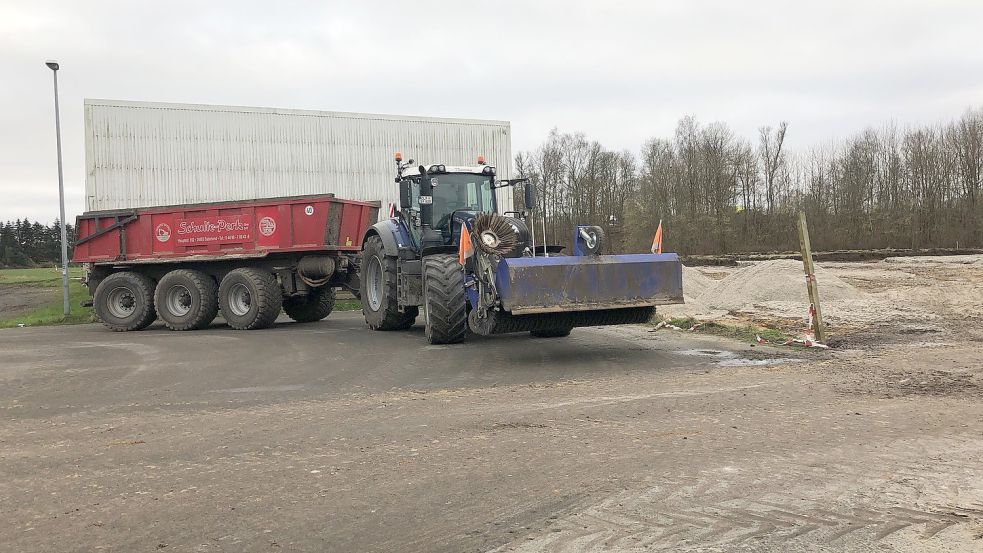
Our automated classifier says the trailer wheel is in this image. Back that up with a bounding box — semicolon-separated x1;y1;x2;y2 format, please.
283;287;336;323
93;271;157;331
154;269;218;331
530;328;572;338
218;268;283;330
422;254;467;344
360;234;417;330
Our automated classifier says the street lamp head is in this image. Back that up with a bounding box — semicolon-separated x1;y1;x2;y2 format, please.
45;60;60;71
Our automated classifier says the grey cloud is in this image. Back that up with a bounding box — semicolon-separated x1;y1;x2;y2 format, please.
2;0;982;221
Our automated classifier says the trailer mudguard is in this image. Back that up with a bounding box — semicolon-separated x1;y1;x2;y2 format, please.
494;253;684;315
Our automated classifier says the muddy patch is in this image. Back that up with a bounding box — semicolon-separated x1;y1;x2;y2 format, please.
0;284;56;319
838;368;981;398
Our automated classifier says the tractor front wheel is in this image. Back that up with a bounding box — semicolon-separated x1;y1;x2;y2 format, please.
422;254;467;344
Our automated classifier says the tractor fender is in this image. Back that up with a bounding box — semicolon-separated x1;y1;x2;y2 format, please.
363;219;409;257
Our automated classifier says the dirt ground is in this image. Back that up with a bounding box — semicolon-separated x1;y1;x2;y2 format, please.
0;256;981;552
0;283;58;318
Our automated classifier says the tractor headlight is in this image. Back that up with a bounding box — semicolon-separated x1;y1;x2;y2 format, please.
482;165;496;176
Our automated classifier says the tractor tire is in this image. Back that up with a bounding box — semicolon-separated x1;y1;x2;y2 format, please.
423;254;467;344
218;268;282;330
530;328;573;338
360;234;417;330
93;271;157;332
284;287;336;323
154;269;218;331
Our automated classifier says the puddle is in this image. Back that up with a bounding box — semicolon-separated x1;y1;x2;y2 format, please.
678;349;738;360
718;358;798;367
678;349;797;367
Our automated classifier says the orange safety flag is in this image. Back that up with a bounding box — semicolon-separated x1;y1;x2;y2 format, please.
459;224;474;265
651;220;664;254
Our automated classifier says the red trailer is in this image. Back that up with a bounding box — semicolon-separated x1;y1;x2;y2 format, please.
73;194;380;331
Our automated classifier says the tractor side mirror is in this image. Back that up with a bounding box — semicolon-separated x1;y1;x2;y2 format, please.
523;182;538;210
399;179;413;209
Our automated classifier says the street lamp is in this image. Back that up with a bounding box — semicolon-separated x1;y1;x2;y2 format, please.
45;59;70;317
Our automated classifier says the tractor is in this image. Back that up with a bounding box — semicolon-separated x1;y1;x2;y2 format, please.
359;154;684;344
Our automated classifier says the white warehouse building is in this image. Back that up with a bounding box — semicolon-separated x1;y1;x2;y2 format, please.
83;99;513;217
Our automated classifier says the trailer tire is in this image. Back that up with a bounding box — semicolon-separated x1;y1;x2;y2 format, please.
93;271;157;332
530;328;573;338
284;287;336;323
423;254;467;344
218;268;283;330
154;269;218;331
360;234;417;330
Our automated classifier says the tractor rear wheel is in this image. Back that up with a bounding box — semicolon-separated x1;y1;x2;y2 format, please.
218;268;282;330
154;269;218;330
93;271;157;331
360;234;417;330
284;287;336;323
423;254;467;344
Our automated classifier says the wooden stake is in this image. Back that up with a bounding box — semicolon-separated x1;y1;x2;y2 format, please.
797;211;826;342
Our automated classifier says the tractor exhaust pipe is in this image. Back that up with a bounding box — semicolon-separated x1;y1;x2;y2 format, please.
418;165;443;249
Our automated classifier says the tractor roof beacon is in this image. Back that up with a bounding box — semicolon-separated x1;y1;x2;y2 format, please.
358;153;685;344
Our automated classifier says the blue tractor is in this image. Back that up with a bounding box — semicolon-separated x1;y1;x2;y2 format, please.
359;154;684;344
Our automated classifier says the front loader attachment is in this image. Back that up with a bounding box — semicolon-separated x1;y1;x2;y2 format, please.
494;253;684;315
467;253;682;335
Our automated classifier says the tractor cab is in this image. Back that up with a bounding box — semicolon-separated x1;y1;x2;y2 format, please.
395;156;499;248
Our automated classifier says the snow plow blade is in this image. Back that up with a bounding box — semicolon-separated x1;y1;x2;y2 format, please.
494;253;684;316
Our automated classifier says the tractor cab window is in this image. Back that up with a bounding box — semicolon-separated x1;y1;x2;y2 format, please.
430;174;495;234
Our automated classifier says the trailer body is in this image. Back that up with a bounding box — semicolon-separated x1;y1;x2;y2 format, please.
74;194;379;331
75;195;377;264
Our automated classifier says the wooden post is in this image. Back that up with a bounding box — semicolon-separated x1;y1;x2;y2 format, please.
797;212;826;342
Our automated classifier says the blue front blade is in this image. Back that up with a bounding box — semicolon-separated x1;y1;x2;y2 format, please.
494;253;684;315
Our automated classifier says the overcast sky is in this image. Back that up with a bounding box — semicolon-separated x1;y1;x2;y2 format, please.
2;0;982;223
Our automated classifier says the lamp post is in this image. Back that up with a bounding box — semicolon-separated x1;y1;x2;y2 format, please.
46;59;70;317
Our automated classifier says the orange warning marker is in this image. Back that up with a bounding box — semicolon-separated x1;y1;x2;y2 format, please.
651;220;664;254
459;225;474;265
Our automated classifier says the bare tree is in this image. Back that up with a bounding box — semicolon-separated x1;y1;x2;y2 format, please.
759;122;788;214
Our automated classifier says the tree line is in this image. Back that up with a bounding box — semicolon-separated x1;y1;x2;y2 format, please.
513;108;983;254
0;219;74;268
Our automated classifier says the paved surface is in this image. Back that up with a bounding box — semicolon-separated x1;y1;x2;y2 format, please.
1;312;981;552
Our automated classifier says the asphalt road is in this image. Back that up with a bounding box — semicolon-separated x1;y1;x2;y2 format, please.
1;313;981;552
0;313;749;420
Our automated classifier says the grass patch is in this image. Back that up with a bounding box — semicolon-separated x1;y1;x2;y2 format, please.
0;266;83;286
0;267;93;328
335;299;362;312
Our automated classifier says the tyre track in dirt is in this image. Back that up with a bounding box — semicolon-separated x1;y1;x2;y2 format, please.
491;435;983;552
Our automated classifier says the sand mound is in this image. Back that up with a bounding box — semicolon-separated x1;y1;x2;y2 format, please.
681;265;715;297
696;259;862;311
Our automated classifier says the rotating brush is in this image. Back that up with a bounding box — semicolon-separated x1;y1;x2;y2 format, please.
471;213;518;256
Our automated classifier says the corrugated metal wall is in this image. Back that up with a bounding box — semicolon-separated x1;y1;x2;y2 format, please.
84;100;513;217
